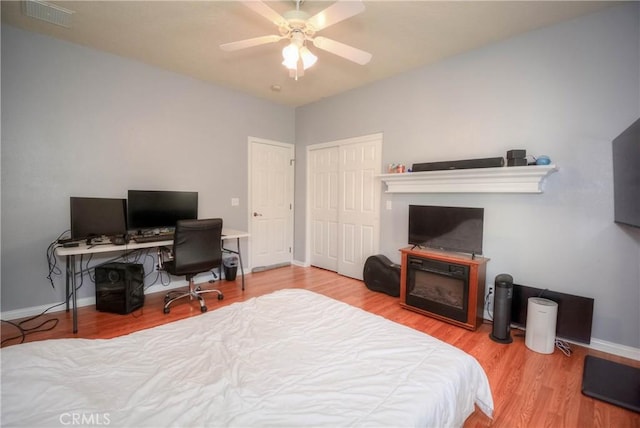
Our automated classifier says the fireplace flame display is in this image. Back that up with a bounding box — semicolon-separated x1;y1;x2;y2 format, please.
410;273;464;309
406;257;469;323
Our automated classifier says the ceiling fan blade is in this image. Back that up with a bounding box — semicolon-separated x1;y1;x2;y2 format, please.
220;35;283;52
312;36;372;65
240;0;286;27
307;0;365;32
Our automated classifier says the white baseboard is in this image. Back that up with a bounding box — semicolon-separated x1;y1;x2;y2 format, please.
0;266;253;321
0;279;204;321
482;315;640;361
1;260;258;321
292;259;309;267
589;338;640;361
1;298;97;321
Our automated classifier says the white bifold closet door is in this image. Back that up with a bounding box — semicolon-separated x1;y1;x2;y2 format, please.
309;134;381;280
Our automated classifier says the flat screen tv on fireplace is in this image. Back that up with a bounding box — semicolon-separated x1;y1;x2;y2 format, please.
408;205;484;256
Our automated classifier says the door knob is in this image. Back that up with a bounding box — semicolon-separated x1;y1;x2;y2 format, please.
253;212;263;217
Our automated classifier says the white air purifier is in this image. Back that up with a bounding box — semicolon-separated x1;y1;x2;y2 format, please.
525;297;558;354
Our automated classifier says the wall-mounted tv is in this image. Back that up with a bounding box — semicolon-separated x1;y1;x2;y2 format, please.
408;205;484;255
612;118;640;228
70;197;127;241
127;190;198;231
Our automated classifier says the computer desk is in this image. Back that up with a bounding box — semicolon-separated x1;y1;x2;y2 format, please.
55;228;249;333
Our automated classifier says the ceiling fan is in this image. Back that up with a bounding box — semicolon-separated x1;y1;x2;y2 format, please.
220;0;372;79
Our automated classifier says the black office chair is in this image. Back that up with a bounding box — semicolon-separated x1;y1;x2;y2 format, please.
162;218;224;314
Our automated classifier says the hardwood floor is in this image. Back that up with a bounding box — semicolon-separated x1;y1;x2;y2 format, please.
2;265;639;427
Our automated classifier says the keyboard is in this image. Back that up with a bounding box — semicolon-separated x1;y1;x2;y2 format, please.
132;233;174;243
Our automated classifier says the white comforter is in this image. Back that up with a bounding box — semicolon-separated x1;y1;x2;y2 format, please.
1;289;493;427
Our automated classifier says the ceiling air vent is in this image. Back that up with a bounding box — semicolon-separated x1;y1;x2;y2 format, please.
23;0;74;28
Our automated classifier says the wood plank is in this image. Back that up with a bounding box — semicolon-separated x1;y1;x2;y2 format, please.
2;266;639;427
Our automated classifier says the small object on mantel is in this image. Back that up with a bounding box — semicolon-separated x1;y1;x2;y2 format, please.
506;149;527;166
387;163;406;173
507;158;528;167
536;155;551;165
506;149;527;159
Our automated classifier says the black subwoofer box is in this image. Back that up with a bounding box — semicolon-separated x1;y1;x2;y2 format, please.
95;262;145;314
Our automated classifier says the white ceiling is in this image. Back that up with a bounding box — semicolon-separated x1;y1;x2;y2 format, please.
1;1;620;107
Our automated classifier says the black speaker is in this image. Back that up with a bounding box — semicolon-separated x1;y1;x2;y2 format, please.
95;263;145;314
490;273;514;344
507;158;528;167
412;157;505;172
506;149;526;159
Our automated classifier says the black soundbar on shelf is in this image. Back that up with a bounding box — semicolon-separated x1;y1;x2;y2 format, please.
412;157;505;172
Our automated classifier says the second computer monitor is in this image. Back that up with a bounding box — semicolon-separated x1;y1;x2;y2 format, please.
127;190;198;231
70;197;127;241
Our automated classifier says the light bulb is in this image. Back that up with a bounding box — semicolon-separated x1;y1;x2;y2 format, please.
299;47;317;70
282;43;299;70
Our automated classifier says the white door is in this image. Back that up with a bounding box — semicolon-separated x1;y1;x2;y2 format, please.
308;134;382;280
337;138;381;280
309;146;339;271
249;138;294;270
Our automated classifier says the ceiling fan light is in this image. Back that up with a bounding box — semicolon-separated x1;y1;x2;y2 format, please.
282;43;299;69
300;47;317;70
282;58;298;70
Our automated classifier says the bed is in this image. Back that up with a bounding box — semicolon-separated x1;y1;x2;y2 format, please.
1;289;493;427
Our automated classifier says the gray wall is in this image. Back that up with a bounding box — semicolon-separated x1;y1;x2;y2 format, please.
294;4;640;348
2;4;639;350
1;25;295;311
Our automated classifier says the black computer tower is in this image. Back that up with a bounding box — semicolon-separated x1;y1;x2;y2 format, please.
95;263;145;314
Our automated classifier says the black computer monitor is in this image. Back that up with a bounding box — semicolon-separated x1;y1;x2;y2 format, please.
70;197;127;241
127;190;198;231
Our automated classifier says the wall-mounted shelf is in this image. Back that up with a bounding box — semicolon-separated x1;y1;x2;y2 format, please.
379;165;558;194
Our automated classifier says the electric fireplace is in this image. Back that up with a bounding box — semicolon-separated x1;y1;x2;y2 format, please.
406;257;469;323
400;247;488;331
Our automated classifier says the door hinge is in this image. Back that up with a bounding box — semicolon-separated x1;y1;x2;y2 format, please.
290;159;295;166
289;247;292;253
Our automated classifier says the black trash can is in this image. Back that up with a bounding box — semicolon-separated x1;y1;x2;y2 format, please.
223;255;238;281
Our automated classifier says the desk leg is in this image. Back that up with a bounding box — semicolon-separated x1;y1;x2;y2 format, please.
65;255;71;312
70;255;78;334
236;237;245;291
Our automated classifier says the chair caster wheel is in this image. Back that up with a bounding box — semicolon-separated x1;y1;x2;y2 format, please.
218;293;224;300
201;306;208;313
163;307;170;314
